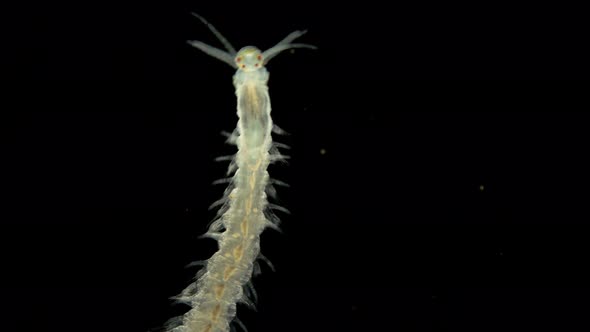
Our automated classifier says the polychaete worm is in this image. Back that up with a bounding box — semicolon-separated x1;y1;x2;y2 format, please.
163;13;316;332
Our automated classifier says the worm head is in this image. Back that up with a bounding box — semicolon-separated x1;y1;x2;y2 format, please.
235;47;264;72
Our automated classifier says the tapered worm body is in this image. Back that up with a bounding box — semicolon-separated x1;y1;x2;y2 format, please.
165;14;315;332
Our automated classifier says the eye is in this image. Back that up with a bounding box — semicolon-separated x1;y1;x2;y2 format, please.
236;57;242;63
257;55;262;61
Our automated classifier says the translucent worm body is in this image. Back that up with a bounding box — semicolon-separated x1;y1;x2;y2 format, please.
164;14;315;332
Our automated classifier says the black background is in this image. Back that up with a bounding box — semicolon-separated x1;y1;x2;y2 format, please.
3;1;589;332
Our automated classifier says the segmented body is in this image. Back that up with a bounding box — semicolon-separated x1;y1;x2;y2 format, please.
164;14;315;332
